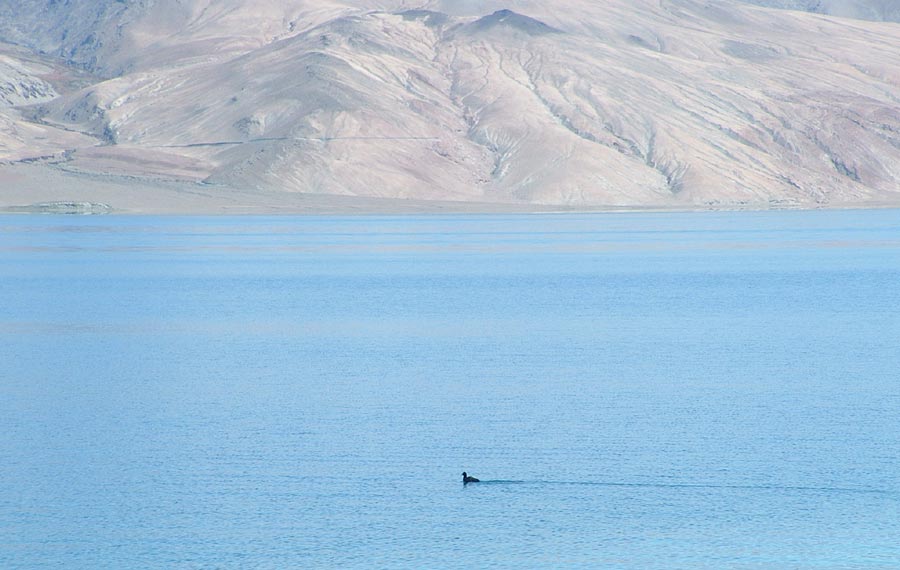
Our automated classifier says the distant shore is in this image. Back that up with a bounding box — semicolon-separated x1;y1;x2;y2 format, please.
2;163;898;216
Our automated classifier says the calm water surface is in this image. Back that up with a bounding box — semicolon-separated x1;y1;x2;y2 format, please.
1;211;899;569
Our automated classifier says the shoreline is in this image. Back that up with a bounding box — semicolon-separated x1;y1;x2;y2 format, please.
4;200;900;217
2;163;899;216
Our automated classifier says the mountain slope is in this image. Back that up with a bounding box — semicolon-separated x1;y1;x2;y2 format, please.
737;0;900;22
1;0;899;211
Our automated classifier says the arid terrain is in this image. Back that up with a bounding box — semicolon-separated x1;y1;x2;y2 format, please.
1;0;899;213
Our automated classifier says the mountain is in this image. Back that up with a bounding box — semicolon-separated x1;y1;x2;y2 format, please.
1;0;899;212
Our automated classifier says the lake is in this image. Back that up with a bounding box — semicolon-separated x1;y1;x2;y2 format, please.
1;210;899;569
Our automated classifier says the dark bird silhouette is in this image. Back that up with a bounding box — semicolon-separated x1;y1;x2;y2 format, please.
462;472;480;484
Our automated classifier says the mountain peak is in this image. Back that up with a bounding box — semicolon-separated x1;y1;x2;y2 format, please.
465;9;562;36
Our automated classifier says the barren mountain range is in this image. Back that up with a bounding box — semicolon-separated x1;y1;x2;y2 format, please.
1;0;899;212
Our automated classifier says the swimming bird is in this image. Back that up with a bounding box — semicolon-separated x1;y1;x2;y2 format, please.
462;472;480;484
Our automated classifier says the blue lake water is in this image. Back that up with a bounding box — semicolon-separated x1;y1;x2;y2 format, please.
1;210;899;569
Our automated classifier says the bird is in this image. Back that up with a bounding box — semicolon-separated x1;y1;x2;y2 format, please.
462;472;480;484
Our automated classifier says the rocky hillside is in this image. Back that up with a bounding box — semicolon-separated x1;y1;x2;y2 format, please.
1;0;899;210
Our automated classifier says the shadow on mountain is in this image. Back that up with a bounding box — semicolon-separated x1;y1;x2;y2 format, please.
722;40;782;61
399;10;450;27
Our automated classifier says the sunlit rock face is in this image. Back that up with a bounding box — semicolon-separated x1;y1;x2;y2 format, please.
1;0;899;209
